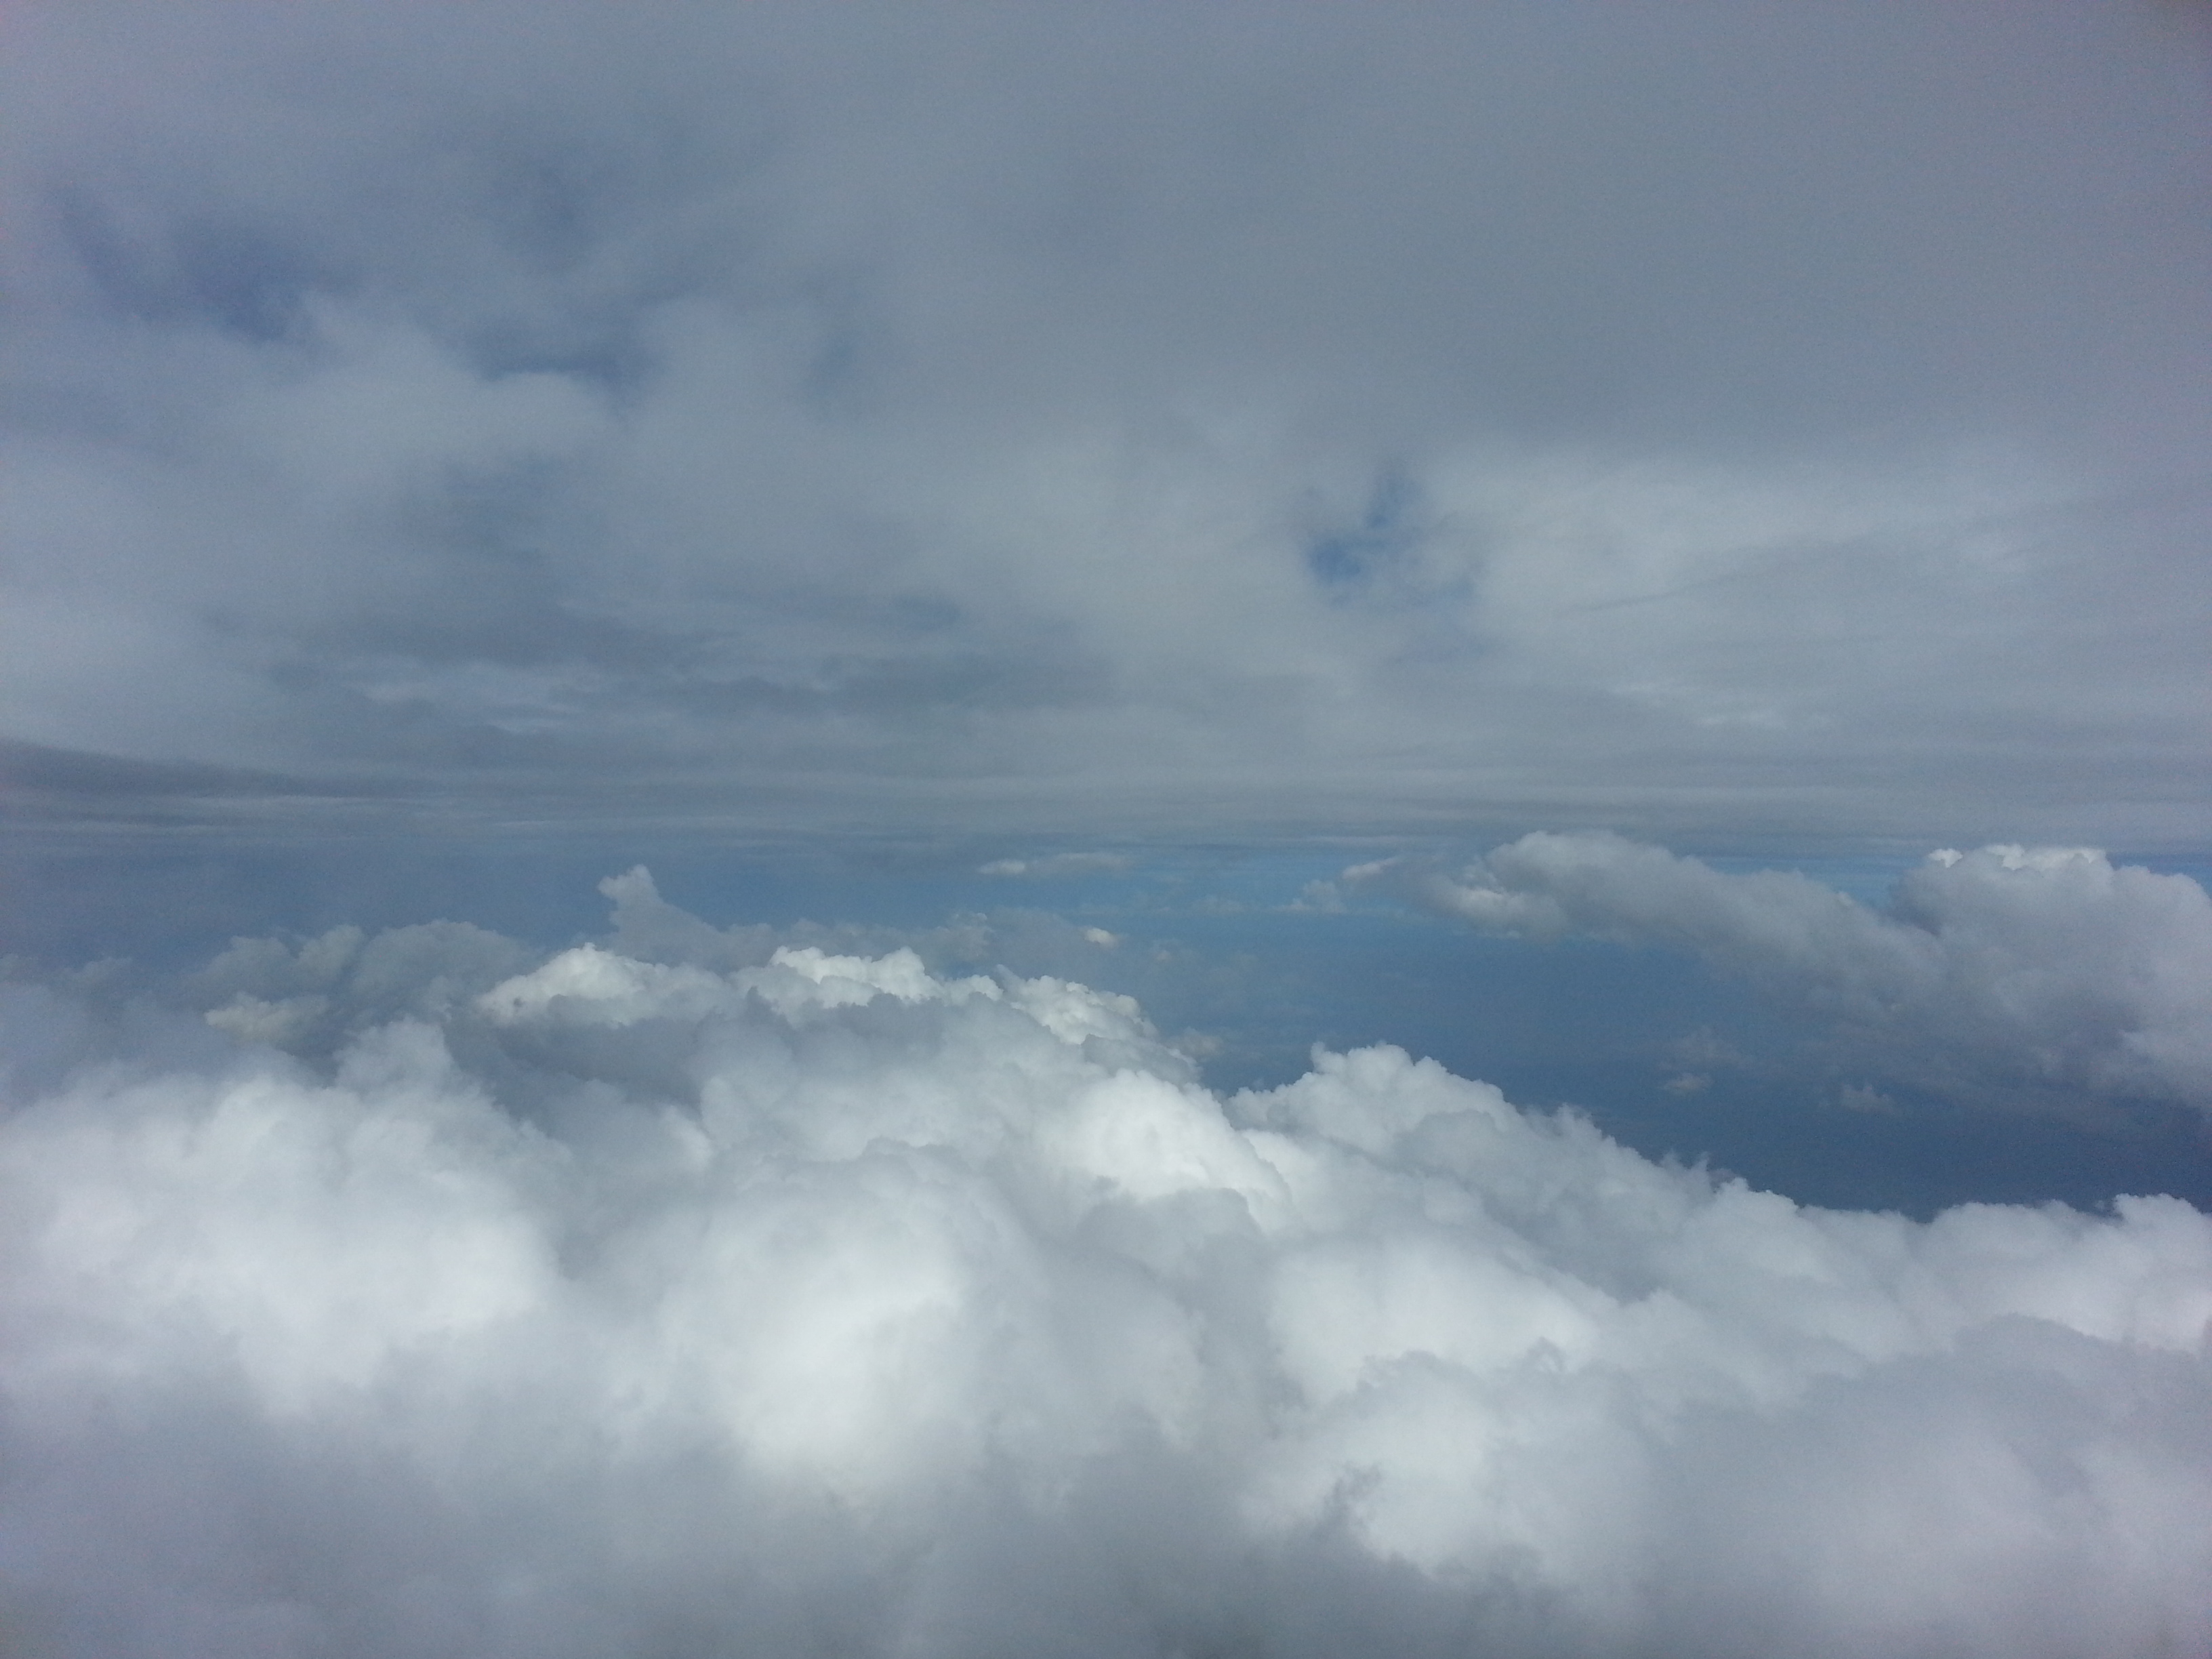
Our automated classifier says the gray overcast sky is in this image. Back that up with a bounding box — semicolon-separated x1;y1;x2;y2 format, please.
3;0;2209;851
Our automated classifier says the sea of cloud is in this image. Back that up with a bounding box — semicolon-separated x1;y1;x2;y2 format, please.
5;862;2209;1657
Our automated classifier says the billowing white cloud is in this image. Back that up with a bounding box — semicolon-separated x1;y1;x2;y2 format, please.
5;892;2209;1656
1369;834;2212;1112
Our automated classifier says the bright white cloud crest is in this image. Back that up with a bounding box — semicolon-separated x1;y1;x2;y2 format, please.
5;881;2210;1656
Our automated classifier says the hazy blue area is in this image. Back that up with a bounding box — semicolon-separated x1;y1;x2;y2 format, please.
13;834;2205;1218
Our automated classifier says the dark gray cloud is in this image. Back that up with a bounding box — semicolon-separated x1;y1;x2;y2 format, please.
0;739;322;811
3;1;2207;847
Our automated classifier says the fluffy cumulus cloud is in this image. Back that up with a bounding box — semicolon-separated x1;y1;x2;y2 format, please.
2;2;2209;846
5;884;2211;1657
1367;835;2212;1114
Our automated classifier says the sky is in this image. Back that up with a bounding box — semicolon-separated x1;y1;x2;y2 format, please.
4;4;2212;1656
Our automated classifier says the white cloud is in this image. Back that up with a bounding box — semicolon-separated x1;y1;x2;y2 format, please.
1370;834;2212;1112
4;901;2209;1656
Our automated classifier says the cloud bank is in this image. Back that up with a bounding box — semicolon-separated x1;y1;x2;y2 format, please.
979;853;1134;880
1370;836;2212;1116
3;1;2208;846
5;886;2210;1656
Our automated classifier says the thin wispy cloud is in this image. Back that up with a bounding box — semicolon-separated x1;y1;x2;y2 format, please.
979;853;1134;878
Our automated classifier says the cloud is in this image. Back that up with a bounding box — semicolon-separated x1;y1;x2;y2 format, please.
4;883;2210;1656
979;852;1134;879
1371;834;2212;1113
1;3;2207;844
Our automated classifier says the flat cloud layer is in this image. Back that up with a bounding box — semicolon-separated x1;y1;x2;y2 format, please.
1374;835;2212;1114
3;1;2209;845
5;890;2211;1656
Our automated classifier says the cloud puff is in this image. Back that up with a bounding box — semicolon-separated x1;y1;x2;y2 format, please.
5;890;2210;1656
1367;834;2212;1113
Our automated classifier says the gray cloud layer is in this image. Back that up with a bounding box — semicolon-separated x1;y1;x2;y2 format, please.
5;896;2211;1657
4;2;2208;845
1369;835;2212;1115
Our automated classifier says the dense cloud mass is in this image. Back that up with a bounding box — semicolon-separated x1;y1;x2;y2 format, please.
1371;836;2212;1115
5;885;2211;1658
3;1;2209;844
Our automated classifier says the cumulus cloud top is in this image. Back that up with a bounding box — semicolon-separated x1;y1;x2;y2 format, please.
1372;835;2212;1115
5;896;2210;1656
